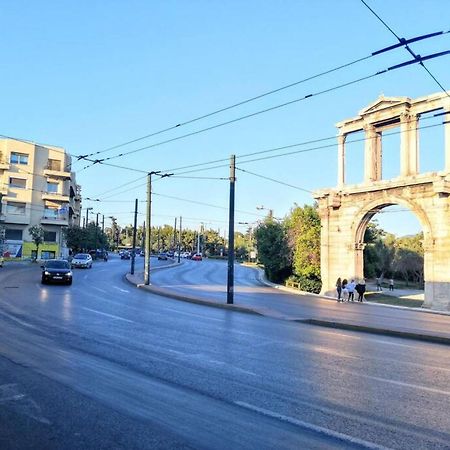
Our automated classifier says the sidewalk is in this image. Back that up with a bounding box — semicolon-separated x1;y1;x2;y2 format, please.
126;268;450;346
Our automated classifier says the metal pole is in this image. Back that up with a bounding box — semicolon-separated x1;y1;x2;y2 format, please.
144;173;152;285
177;216;182;263
130;199;138;275
173;217;177;251
227;154;236;304
102;215;105;233
85;208;89;228
95;213;99;257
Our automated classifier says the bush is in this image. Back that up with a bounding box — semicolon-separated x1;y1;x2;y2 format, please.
288;274;322;294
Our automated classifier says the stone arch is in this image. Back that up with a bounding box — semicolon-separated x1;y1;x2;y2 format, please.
314;92;450;311
352;195;432;246
350;195;432;288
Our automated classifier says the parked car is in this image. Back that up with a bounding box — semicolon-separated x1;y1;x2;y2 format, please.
71;253;93;269
41;259;73;285
167;251;174;258
191;254;202;261
139;250;145;257
158;253;168;260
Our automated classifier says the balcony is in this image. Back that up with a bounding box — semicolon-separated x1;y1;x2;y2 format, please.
43;161;71;179
42;192;70;202
41;215;69;225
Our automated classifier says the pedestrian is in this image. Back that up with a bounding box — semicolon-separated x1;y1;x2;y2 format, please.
347;279;356;302
342;278;348;302
356;279;366;302
376;276;382;291
389;278;394;291
336;277;342;302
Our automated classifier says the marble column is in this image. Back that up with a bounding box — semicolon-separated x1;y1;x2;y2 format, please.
337;133;346;188
400;113;418;176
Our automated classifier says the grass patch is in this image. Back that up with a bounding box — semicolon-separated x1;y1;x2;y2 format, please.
365;292;424;308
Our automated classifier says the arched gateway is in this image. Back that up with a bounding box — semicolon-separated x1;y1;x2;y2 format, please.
314;92;450;311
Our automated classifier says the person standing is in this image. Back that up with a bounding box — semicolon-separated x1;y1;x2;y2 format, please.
356;279;366;302
389;278;394;291
336;277;342;302
347;279;356;302
376;277;382;291
342;279;348;302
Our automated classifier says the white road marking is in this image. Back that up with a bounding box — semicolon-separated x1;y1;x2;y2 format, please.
113;286;130;293
234;401;392;450
91;286;107;294
0;310;38;330
81;307;134;323
161;307;225;322
361;373;450;396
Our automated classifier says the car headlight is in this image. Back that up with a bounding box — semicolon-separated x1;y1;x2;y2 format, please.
66;272;73;277
44;271;50;275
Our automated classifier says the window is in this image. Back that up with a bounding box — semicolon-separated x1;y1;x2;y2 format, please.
47;159;61;171
5;229;23;240
9;177;26;189
41;251;56;260
10;152;29;165
43;231;57;242
43;207;58;219
6;202;26;215
46;182;59;193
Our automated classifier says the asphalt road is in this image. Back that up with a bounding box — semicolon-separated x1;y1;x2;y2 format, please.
149;258;450;340
0;255;449;449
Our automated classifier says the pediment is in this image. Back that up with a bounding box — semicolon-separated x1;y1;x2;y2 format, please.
359;95;411;116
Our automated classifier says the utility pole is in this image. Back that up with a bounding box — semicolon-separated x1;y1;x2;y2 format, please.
144;171;161;285
173;217;177;251
85;207;93;228
144;173;154;284
130;199;138;275
177;216;182;263
196;226;200;254
95;213;99;257
102;215;105;233
227;154;236;304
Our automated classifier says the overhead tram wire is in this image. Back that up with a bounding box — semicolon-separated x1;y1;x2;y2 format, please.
360;0;450;98
88;112;449;201
78;50;450;174
235;167;312;193
74;30;448;165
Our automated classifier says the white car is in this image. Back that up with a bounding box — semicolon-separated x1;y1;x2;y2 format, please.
71;253;93;269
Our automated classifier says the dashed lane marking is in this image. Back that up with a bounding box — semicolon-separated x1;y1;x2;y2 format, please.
234;401;392;450
81;307;134;323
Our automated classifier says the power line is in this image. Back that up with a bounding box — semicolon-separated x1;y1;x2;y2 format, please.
87;114;448;203
77;51;450;173
235;167;312;193
360;0;450;98
75;30;448;164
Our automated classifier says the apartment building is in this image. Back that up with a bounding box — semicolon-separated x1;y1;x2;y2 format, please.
0;138;81;260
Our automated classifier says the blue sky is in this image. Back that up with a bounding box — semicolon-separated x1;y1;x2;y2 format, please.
1;0;449;236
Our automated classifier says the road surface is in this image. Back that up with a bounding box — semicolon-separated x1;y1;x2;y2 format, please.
0;255;449;449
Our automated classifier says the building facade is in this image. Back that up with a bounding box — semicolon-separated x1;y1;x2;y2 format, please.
0;138;81;260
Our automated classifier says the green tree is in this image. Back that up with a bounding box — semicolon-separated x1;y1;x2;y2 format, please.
255;219;291;282
28;225;45;261
286;204;321;293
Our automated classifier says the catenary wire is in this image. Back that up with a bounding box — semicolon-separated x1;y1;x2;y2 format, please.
75;30;448;163
359;0;450;98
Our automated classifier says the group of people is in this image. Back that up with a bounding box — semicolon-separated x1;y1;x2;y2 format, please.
335;278;366;302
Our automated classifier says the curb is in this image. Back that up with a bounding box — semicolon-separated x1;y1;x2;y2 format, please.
125;265;450;345
125;273;264;317
254;267;450;317
298;318;450;346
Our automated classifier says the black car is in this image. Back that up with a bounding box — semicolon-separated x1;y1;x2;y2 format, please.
41;260;73;285
158;253;168;260
121;251;131;260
